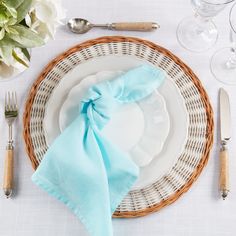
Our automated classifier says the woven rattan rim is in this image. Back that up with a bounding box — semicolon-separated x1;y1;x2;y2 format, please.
23;36;214;218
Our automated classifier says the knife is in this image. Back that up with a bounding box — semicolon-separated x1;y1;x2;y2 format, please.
219;88;231;200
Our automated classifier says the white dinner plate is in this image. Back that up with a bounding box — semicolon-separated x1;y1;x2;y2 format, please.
43;55;189;190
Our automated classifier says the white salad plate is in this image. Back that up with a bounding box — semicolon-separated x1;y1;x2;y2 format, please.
43;55;189;190
59;70;170;167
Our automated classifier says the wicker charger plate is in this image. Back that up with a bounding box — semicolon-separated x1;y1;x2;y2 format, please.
23;36;214;218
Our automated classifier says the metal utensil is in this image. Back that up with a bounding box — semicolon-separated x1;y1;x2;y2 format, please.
219;88;231;200
3;92;18;198
67;18;159;34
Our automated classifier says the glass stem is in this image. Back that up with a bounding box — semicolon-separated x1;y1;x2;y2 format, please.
194;13;210;24
226;30;236;69
226;51;236;69
193;13;211;35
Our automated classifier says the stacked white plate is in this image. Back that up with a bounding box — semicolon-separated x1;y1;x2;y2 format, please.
43;56;188;190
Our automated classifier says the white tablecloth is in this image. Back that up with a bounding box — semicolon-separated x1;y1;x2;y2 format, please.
0;0;236;235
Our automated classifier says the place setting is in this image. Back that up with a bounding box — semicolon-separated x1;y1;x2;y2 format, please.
0;0;235;236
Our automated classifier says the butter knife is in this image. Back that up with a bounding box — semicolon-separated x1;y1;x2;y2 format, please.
219;88;231;200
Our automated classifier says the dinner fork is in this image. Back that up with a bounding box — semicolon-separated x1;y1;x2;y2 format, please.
3;92;18;198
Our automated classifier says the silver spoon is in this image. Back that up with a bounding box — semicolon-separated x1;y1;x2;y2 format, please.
68;18;159;34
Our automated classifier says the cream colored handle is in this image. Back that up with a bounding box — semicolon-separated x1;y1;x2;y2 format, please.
219;148;229;200
112;22;159;31
3;149;14;198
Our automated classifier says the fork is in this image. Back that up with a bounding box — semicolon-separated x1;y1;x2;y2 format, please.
3;92;18;198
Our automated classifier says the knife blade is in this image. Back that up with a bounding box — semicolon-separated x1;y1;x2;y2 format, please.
220;88;231;143
219;88;231;200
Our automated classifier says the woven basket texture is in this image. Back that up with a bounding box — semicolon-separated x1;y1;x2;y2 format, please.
23;36;214;218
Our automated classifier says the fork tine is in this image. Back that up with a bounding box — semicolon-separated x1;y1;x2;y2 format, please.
5;92;7;111
5;91;18;112
8;92;10;111
8;92;12;111
6;92;9;112
9;92;12;111
14;92;17;110
11;92;14;111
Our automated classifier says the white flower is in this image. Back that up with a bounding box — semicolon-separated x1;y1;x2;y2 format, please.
0;0;65;79
0;47;14;66
0;48;29;79
0;62;15;79
26;0;66;41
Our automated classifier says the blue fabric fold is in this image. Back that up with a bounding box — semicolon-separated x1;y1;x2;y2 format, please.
32;65;165;236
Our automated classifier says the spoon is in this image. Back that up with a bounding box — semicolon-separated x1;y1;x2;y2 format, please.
68;18;159;34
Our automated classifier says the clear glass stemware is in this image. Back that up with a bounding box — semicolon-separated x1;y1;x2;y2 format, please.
177;0;235;52
210;2;236;84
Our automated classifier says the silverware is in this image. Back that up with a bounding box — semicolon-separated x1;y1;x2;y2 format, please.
219;88;231;200
3;92;18;198
67;18;159;34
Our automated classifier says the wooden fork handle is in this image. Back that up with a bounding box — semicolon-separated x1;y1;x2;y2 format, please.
3;147;14;198
219;147;229;200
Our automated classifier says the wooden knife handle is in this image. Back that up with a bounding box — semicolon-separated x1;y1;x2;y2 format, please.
219;148;229;200
3;148;14;198
112;22;159;31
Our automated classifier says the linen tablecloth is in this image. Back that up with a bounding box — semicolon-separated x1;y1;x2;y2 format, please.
0;0;236;235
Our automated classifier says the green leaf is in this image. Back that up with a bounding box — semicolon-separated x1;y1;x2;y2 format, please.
0;44;13;65
5;25;19;34
0;35;27;48
0;27;5;40
0;12;8;25
6;17;17;26
6;0;24;9
2;2;17;18
21;48;30;61
16;0;32;23
8;24;45;48
12;49;28;67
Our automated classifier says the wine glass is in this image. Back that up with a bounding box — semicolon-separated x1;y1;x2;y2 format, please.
177;0;235;52
211;3;236;84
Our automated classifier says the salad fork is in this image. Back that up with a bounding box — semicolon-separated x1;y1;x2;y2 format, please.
3;92;18;198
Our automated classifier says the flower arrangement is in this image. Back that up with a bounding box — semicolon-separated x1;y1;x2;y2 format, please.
0;0;65;79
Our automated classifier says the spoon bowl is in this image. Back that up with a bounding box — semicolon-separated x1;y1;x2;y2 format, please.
68;18;93;34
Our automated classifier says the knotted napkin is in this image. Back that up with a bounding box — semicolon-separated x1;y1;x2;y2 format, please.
32;65;165;236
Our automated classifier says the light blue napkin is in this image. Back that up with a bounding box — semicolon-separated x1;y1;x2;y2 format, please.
32;65;165;236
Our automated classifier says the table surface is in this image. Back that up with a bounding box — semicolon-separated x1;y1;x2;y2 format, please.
0;0;236;235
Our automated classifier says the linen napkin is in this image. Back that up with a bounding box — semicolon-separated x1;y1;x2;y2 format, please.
32;65;165;236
